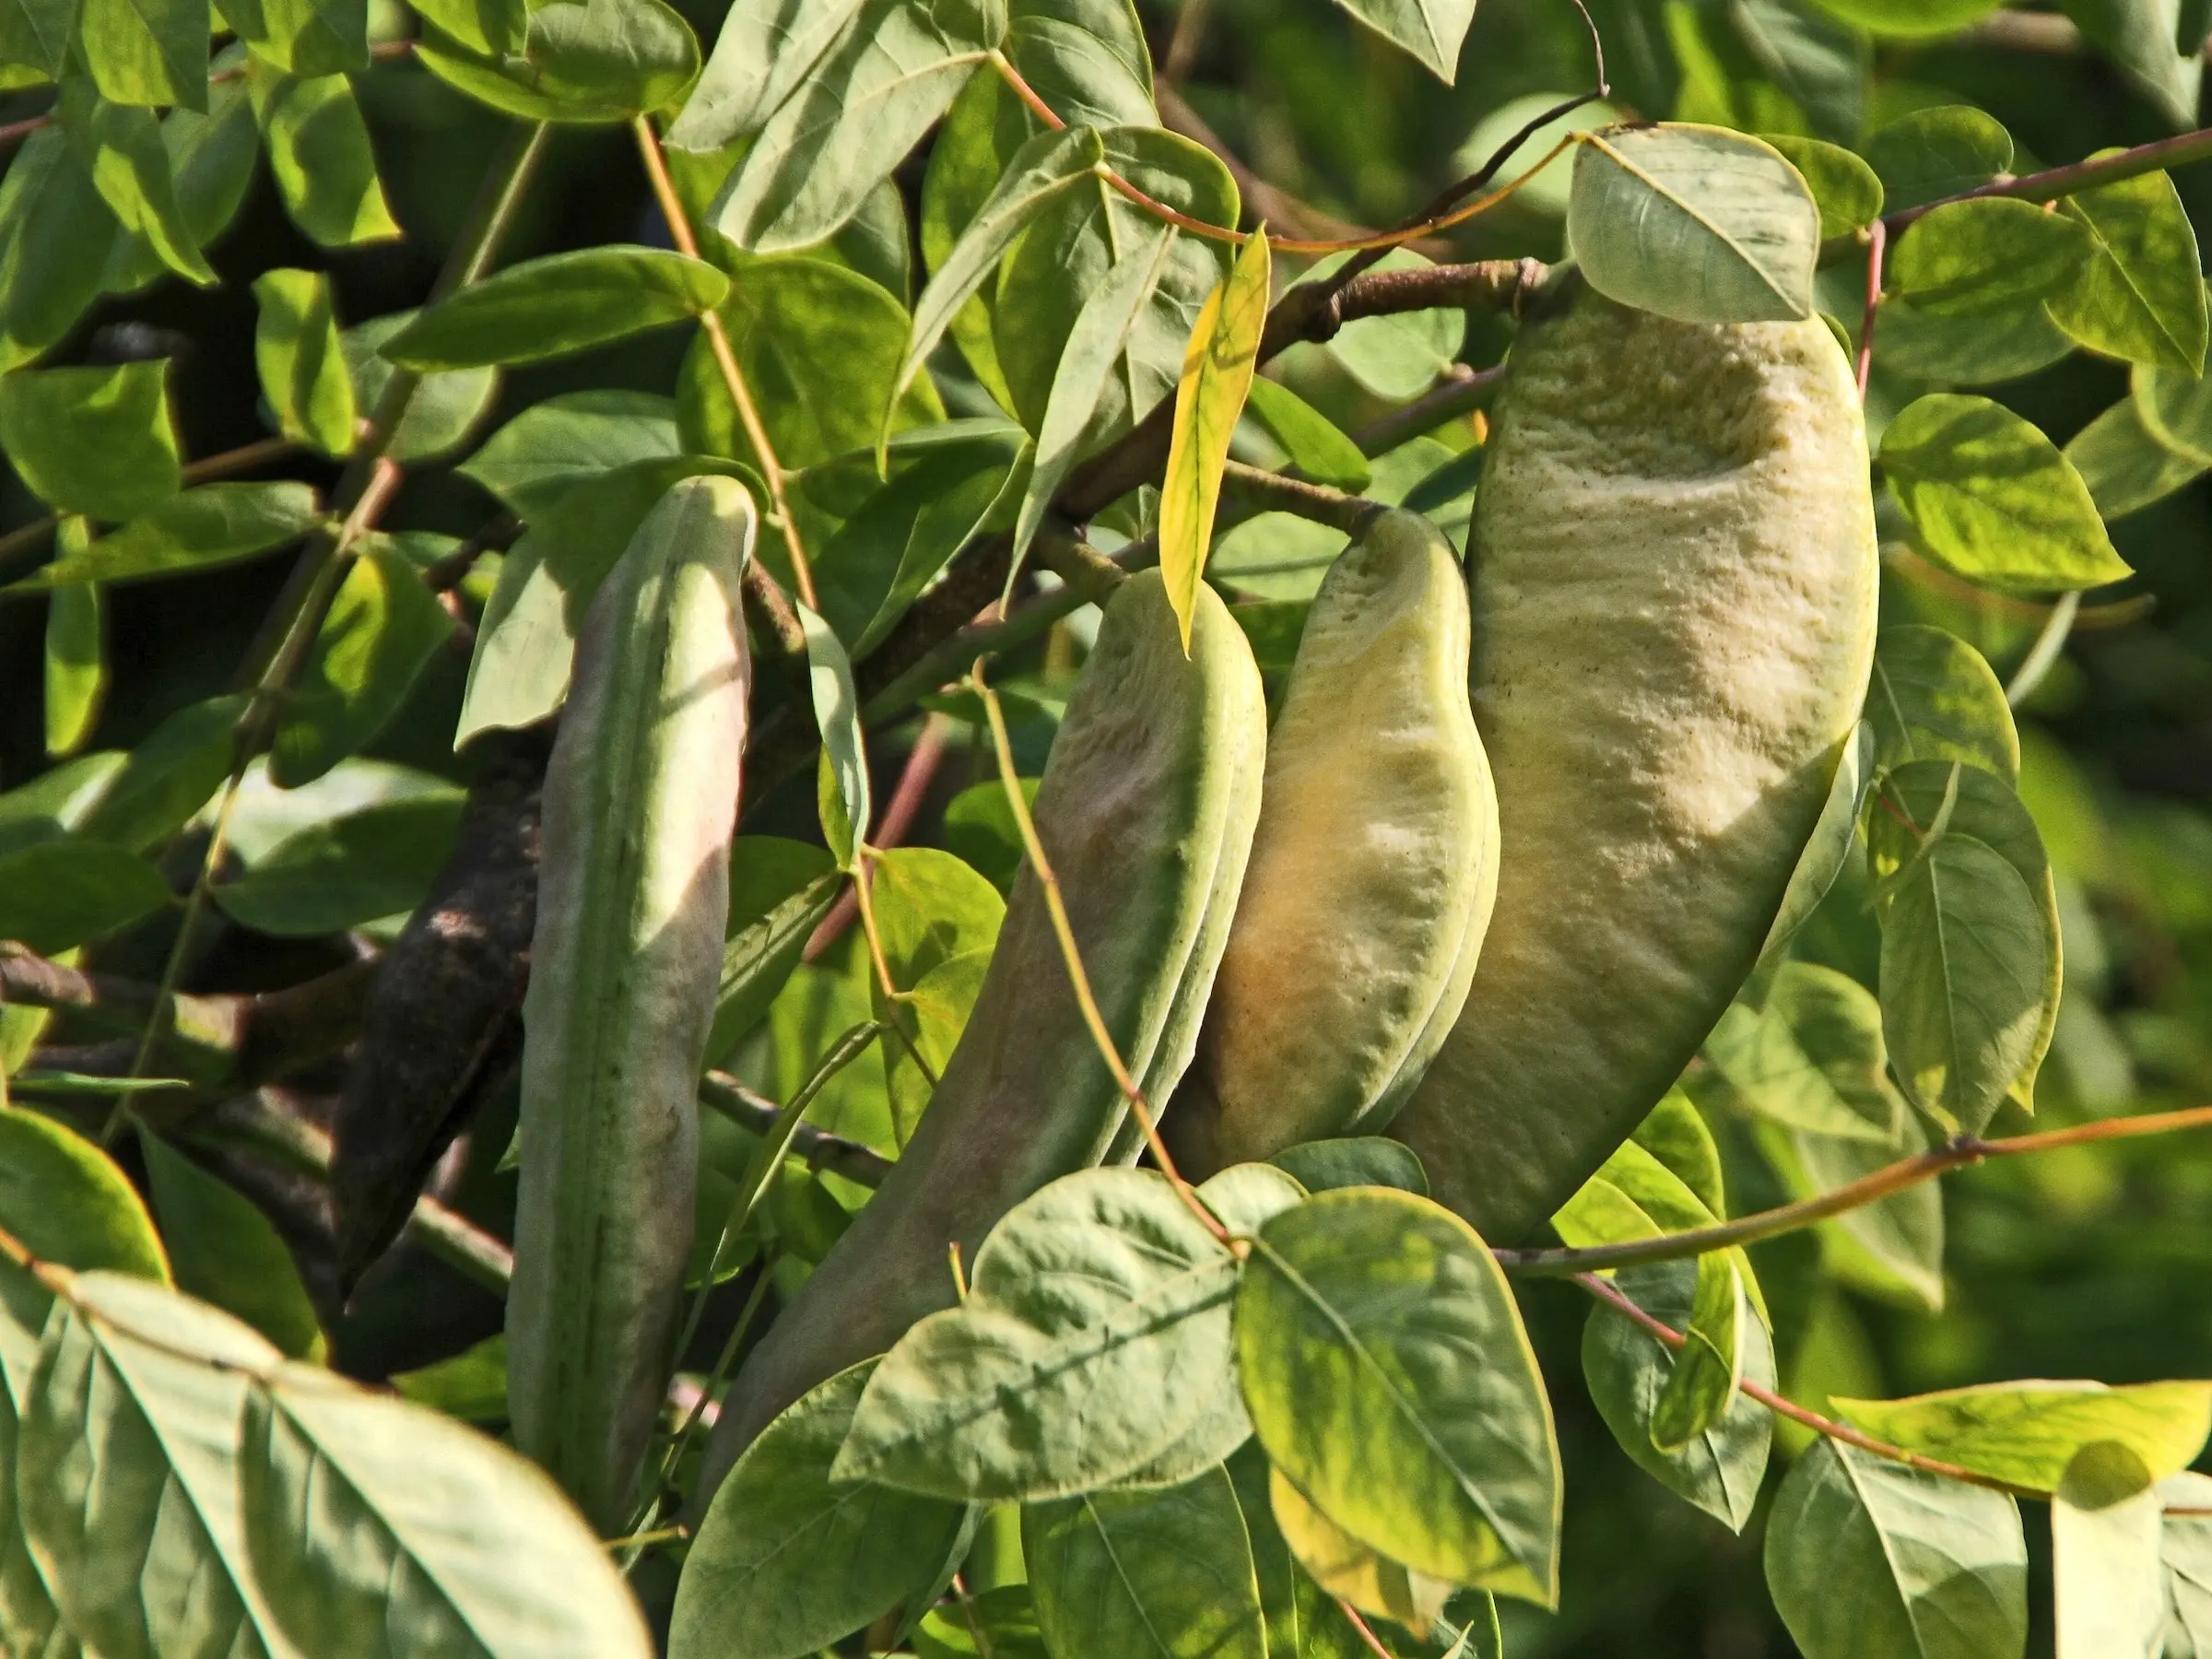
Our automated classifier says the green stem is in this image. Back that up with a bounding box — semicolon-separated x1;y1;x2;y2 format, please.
1497;1102;2212;1277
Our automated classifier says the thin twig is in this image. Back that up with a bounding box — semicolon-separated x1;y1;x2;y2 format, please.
697;1070;896;1187
1886;123;2212;233
632;117;818;606
423;514;522;592
1574;1272;2041;1498
1335;1601;1400;1659
1155;86;1409;249
806;716;952;959
1856;218;1886;403
1351;363;1504;457
1161;0;1209;85
1499;1104;2212;1277
970;665;1232;1248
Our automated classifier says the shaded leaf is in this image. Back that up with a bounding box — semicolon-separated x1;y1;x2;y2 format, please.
2067;394;2207;520
213;792;465;935
415;0;697;123
253;266;357;457
42;573;104;759
1869;624;2020;779
2047;161;2208;371
1835;1381;2212;1498
0;129;123;372
62;84;218;285
384;247;730;369
1271;1137;1429;1197
1888;197;2093;318
457;389;680;520
1330;0;1476;82
1703;961;1906;1142
141;1133;322;1359
1244;376;1371;490
1863;105;2012;212
79;0;206;107
252;66;403;247
0;359;178;520
73;691;246;852
5;483;325;590
1270;1465;1453;1635
1568;123;1819;324
343;312;500;462
0;839;171;953
1761;135;1883;241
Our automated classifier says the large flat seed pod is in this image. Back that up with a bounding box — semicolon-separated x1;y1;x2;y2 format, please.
506;477;752;1531
1390;286;1878;1241
1167;510;1499;1177
697;571;1266;1498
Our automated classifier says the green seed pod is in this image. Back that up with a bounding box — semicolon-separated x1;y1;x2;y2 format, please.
696;570;1266;1503
1390;284;1878;1241
507;476;753;1531
1165;509;1499;1178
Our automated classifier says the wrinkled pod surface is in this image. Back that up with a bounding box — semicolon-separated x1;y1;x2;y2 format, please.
1388;282;1879;1240
1166;508;1499;1178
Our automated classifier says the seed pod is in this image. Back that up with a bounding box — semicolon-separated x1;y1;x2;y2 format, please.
506;476;753;1531
1165;509;1499;1177
695;570;1266;1503
1389;282;1879;1241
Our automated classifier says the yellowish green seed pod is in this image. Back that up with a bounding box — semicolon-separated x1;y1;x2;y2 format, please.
1390;284;1879;1241
695;570;1266;1502
507;476;753;1531
1167;509;1499;1177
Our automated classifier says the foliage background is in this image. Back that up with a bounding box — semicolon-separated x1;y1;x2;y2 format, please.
5;1;2212;1654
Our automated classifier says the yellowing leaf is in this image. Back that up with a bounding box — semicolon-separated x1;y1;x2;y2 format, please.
1159;228;1270;653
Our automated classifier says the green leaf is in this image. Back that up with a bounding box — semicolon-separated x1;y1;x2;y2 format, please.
1583;1260;1774;1532
2067;393;2208;520
72;691;245;852
2053;1481;2166;1659
1011;227;1175;574
0;838;171;952
1648;1250;1747;1452
834;1168;1243;1500
19;1273;287;1657
1768;1114;1947;1310
415;0;698;123
2061;0;2203;132
1268;1465;1454;1636
1235;1186;1560;1605
212;791;465;935
1329;0;1475;82
458;389;680;520
798;601;869;868
0;1107;168;1394
270;541;453;787
1762;722;1875;958
707;840;842;1064
1025;1465;1267;1659
252;66;402;248
0;128;124;372
62;83;218;285
1765;1437;2028;1659
1880;393;2132;593
2160;1472;2212;1655
99;65;261;299
673;1359;966;1659
1869;759;2060;1119
895;121;1107;429
665;0;865;151
4;482;325;590
141;1133;323;1359
679;255;944;480
1798;0;2000;35
712;0;1004;252
1567;123;1819;324
2047;161;2208;371
455;455;758;739
1704;960;1904;1142
0;0;71;84
816;429;1028;654
0;359;178;520
913;1584;1051;1659
1307;249;1465;402
1244;376;1373;491
993;125;1239;432
1888;197;2094;318
79;0;206;107
1835;1381;2212;1498
241;1360;655;1657
390;1331;507;1422
1880;828;2052;1135
383;247;729;370
343;311;500;462
42;575;106;757
1862;105;2012;212
1632;1088;1727;1218
1271;1137;1429;1196
1873;291;2077;387
2130;351;2212;465
1869;625;2020;779
216;0;364;74
253;266;357;456
1160;228;1268;651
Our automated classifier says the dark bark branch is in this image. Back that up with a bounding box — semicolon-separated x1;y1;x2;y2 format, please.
699;1072;894;1188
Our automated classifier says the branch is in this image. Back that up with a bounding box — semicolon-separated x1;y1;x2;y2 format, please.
4;944;375;1100
1221;460;1378;532
1886;123;2212;232
1497;1104;2212;1277
1351;362;1503;456
698;1071;895;1188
